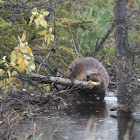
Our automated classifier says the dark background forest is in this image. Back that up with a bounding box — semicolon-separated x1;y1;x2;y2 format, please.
0;0;139;86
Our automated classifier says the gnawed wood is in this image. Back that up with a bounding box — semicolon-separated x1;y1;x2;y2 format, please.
29;73;100;89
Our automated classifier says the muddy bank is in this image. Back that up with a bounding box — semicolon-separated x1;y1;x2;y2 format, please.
0;90;64;140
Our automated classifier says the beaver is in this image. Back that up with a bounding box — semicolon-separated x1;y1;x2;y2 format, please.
66;57;109;101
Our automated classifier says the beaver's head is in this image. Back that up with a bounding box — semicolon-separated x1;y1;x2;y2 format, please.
85;70;101;83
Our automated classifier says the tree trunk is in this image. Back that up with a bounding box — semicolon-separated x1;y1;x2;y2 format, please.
114;0;133;113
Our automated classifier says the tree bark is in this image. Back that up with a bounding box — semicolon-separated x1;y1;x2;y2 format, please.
114;0;133;112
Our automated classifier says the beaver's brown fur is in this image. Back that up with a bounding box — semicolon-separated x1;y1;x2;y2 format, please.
66;57;109;101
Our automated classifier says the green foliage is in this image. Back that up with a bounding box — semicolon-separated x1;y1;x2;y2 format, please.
30;7;49;28
0;7;51;89
55;0;114;58
0;0;139;92
0;33;36;88
0;17;9;27
0;0;115;64
0;0;4;3
0;6;77;91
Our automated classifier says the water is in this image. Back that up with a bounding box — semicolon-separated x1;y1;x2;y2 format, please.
19;92;140;140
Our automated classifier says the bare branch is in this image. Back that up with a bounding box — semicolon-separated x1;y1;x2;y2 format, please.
28;73;100;89
90;22;115;57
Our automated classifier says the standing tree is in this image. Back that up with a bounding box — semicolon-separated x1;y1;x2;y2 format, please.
114;0;133;113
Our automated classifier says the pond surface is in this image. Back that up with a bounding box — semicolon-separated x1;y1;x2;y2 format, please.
20;92;140;140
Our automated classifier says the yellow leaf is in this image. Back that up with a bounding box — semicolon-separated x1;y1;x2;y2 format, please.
7;77;13;84
21;32;26;42
24;55;30;60
30;63;36;70
39;30;47;35
0;69;5;75
14;47;18;51
34;18;41;28
12;71;18;77
51;34;54;41
17;57;24;65
47;36;51;45
24;59;29;66
40;9;44;14
40;19;47;28
11;50;17;63
43;11;49;16
29;15;34;24
45;34;53;45
10;62;15;66
17;62;26;72
0;80;4;88
49;27;53;33
20;42;25;47
17;53;22;60
27;63;36;73
45;34;48;42
26;47;32;55
32;7;38;15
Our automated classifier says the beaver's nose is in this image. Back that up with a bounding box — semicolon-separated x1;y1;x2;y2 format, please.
86;75;90;81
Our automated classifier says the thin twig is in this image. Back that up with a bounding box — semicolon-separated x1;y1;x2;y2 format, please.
37;1;56;74
90;22;115;57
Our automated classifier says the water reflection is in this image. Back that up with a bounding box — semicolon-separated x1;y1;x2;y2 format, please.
34;97;118;140
19;94;140;140
117;112;140;140
117;114;134;140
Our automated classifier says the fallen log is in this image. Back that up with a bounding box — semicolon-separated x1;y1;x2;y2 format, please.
29;73;100;89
